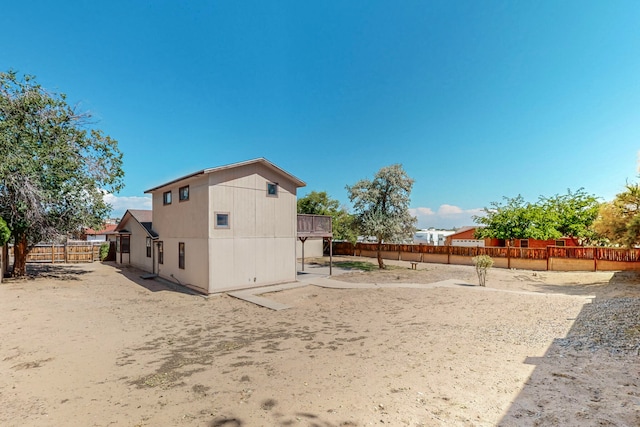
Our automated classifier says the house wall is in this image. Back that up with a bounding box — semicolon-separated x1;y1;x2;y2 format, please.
129;223;153;272
156;237;209;293
451;239;485;247
151;174;210;293
514;239;554;248
207;162;298;292
296;239;324;259
115;221;153;273
445;228;479;245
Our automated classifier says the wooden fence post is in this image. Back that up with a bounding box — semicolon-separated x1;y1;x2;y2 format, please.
546;246;550;271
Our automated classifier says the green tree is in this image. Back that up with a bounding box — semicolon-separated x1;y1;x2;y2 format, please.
297;190;339;215
593;182;640;247
297;191;357;242
540;188;601;244
474;189;601;244
0;71;124;276
474;195;558;243
347;164;417;269
0;216;10;246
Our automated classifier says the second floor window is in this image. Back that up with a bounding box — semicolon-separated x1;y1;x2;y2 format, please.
215;212;230;229
179;185;189;201
163;191;172;205
267;182;278;197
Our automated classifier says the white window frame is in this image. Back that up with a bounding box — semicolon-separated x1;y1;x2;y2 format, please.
215;212;230;229
266;182;278;197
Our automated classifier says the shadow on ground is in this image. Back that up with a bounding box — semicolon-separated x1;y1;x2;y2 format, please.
498;273;640;426
531;270;640;299
109;262;200;295
209;404;358;426
21;263;91;281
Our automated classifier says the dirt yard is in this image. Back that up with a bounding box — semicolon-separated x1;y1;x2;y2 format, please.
0;257;638;426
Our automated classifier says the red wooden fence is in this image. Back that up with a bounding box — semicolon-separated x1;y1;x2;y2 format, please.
332;242;640;271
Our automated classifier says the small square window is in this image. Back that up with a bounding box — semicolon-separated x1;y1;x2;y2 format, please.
179;185;189;201
520;239;529;248
267;182;278;197
555;240;565;247
215;212;230;229
163;191;172;205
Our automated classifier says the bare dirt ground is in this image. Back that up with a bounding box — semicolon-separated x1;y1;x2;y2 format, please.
0;257;639;426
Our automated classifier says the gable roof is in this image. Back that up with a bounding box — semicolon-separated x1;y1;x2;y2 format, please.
84;224;118;235
447;226;480;239
144;158;306;193
114;209;158;238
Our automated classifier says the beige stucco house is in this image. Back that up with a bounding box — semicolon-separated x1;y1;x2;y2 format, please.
117;158;306;294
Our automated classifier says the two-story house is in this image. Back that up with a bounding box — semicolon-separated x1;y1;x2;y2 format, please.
115;158;305;294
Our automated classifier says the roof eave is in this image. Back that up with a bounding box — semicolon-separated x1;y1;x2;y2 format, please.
144;158;306;194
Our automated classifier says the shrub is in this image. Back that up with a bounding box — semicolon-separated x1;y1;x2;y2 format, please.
99;243;110;261
472;255;494;287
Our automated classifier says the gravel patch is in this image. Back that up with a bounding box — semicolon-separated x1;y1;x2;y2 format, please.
556;297;640;355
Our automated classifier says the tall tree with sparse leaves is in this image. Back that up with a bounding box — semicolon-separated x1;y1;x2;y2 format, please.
347;164;416;269
0;71;124;276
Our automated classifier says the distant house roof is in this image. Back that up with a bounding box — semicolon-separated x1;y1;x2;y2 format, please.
115;209;158;238
447;226;480;239
84;224;118;235
144;157;306;193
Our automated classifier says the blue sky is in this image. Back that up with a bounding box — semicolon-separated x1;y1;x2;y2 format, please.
2;1;639;228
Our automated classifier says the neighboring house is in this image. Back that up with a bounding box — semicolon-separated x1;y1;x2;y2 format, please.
445;226;580;247
413;228;455;246
83;224;118;242
445;226;487;247
118;158;305;294
511;237;578;248
114;209;158;272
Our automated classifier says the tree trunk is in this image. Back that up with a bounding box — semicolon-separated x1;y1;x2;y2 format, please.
376;240;385;269
12;234;28;277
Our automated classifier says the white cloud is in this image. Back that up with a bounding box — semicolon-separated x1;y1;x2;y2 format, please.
409;207;435;216
411;204;483;229
103;193;152;218
437;204;463;215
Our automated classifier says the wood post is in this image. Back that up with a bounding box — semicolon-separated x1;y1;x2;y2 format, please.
299;237;307;272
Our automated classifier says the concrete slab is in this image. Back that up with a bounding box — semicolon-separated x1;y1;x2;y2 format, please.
226;275;593;311
227;281;309;310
